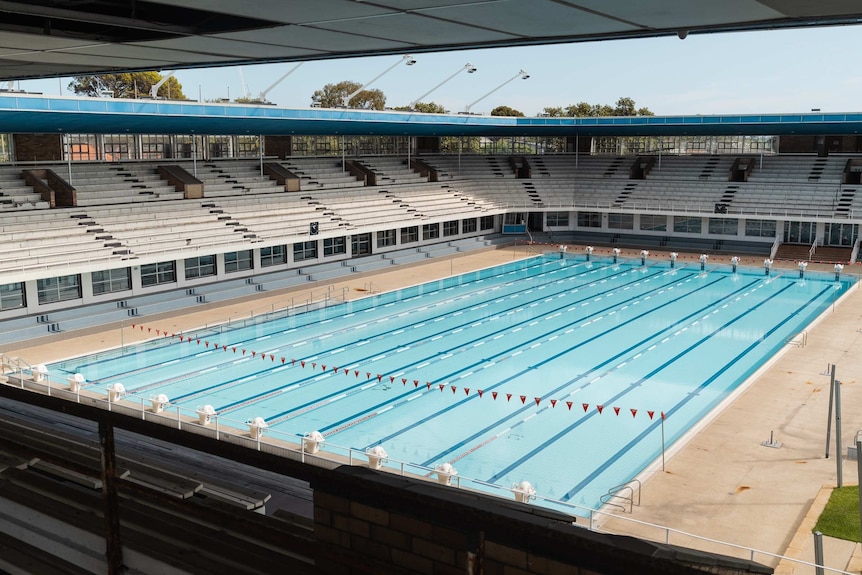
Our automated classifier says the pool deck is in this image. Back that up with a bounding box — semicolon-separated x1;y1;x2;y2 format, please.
4;243;862;574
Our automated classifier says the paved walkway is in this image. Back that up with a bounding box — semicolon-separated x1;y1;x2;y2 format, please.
4;244;862;574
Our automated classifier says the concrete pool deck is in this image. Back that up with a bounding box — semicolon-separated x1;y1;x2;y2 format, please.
4;243;862;573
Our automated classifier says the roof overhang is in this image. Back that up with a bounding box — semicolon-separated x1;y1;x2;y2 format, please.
0;1;861;81
2;94;862;137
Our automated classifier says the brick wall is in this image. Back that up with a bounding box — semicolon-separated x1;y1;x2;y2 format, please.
312;466;771;575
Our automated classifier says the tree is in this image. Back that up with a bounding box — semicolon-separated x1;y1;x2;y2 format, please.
393;101;447;114
543;98;653;117
68;72;187;99
490;105;524;117
311;81;386;110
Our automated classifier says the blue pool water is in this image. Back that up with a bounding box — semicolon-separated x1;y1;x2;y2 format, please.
49;255;853;512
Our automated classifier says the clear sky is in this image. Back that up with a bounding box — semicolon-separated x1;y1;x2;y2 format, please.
16;24;862;117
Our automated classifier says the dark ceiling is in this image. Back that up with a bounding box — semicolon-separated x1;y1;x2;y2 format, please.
1;0;861;81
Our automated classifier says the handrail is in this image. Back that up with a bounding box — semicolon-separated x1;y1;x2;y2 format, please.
1;371;859;575
600;479;641;513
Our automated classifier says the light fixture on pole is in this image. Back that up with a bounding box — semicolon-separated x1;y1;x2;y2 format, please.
257;62;304;103
342;54;417;108
463;69;529;114
409;62;477;108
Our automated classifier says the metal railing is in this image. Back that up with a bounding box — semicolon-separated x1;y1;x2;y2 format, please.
0;370;857;574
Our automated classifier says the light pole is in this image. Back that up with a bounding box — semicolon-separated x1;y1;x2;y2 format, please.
464;69;529;114
409;63;477;108
343;54;416;107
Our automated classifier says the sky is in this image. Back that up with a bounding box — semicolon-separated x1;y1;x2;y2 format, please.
15;24;862;117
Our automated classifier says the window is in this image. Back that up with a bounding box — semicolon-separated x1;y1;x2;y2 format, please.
377;229;397;248
141;261;176;287
673;216;702;234
0;282;25;310
183;256;216;280
607;213;634;230
462;218;477;234
577;212;601;228
352;233;372;256
323;237;347;257
401;226;419;244
640;214;667;232
745;219;776;238
423;223;440;240
443;220;459;237
260;245;286;267
293;241;318;262
224;250;253;273
480;216;495;231
91;268;131;295
708;218;738;236
37;274;81;304
546;212;569;227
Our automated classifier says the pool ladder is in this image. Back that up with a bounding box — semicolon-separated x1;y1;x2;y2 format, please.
600;479;641;513
786;330;808;348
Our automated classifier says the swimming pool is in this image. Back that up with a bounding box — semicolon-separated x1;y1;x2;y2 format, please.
48;255;853;513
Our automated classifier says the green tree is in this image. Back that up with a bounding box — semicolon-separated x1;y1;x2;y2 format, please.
311;81;386;109
545;98;653;117
393;101;447;113
68;72;187;99
490;105;524;117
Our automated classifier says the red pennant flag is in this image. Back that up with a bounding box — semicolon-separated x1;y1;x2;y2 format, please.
179;335;184;342
520;395;526;404
389;376;395;383
534;397;541;406
402;378;407;385
232;347;237;353
156;329;161;335
171;333;175;338
439;384;445;391
413;380;419;387
205;341;209;348
222;345;227;351
291;358;296;365
281;357;286;364
252;351;257;357
139;325;144;331
196;339;201;345
262;355;267;361
630;408;637;418
426;382;432;389
333;367;339;373
322;364;327;371
492;391;498;400
464;388;470;395
366;372;371;379
661;411;666;420
131;324;136;329
477;390;484;398
596;405;604;414
311;362;315;369
647;411;654;420
550;399;557;408
301;361;306;368
377;374;383;382
148;328;152;333
566;401;573;410
506;393;512;402
242;349;246;355
613;407;620;416
582;403;589;412
345;370;350;377
451;385;457;394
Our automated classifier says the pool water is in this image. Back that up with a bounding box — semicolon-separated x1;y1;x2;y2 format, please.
49;255;852;511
